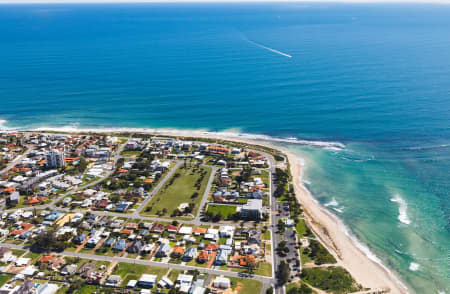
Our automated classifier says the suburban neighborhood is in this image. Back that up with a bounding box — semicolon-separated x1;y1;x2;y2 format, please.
0;131;360;294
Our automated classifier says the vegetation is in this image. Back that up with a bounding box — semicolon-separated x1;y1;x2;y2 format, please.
31;229;69;252
300;267;361;294
204;205;238;221
143;165;211;218
277;260;291;285
304;240;336;265
287;283;313;294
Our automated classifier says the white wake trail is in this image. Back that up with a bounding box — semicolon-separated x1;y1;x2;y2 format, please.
247;39;292;58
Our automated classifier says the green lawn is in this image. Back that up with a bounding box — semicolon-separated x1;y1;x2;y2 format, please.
206;205;237;220
222;276;264;294
112;262;168;287
230;262;272;277
74;285;100;294
121;150;141;156
295;218;307;237
142;165;212;219
0;274;11;287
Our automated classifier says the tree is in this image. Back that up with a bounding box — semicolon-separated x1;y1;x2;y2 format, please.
31;229;67;252
277;260;290;285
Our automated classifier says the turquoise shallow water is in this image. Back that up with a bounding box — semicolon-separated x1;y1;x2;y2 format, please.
0;3;449;293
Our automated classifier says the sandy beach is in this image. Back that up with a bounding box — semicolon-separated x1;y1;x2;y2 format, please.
286;152;409;294
28;127;409;293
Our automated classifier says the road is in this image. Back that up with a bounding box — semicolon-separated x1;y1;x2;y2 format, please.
0;138;287;294
194;166;218;225
0;146;32;175
0;242;272;285
132;161;183;216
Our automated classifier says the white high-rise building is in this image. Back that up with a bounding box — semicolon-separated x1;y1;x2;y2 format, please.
45;149;65;168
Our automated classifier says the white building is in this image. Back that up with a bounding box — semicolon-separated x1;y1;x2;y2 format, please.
45;149;65;168
213;276;230;289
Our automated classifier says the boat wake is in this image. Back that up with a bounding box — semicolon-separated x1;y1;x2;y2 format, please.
244;37;292;58
390;194;411;225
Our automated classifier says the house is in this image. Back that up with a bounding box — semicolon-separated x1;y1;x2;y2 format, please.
193;227;207;236
197;251;209;263
213;276;230;289
166;224;178;233
183;247;197;261
115;201;130;212
60;264;77;276
150;223;164;233
76;261;96;278
155;243;171;257
73;233;87;245
113;238;127;251
103;237;116;247
105;275;122;286
235;228;261;245
171;246;184;258
36;282;59;294
138;274;157;288
178;226;192;235
127;240;145;254
127;280;137;288
0;247;11;262
176;274;193;293
204;228;218;241
158;276;174;289
219;226;234;238
240;199;263;220
44;211;63;222
214;249;228;265
125;223;138;230
8;191;20;205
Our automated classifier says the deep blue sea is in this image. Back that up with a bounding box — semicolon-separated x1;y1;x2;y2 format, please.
0;3;449;293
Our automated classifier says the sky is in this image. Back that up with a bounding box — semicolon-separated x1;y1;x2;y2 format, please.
1;0;450;3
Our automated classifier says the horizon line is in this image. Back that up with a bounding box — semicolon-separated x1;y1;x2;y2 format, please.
1;0;450;4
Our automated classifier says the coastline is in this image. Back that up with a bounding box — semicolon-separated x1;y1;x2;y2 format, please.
286;152;409;294
6;125;409;293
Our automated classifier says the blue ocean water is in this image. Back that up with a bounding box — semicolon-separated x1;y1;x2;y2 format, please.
0;3;449;293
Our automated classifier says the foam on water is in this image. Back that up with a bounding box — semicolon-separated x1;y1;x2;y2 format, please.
409;262;420;271
10;122;346;150
390;194;411;225
325;197;339;207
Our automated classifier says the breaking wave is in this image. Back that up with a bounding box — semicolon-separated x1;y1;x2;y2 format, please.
390;194;411;225
409;262;420;271
325;198;339;207
2;122;345;151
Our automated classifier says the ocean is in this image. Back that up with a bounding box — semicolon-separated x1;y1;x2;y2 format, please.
0;3;449;293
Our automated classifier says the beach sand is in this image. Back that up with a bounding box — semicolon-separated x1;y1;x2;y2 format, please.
286;152;408;294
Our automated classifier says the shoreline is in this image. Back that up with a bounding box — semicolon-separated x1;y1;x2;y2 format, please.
4;125;409;293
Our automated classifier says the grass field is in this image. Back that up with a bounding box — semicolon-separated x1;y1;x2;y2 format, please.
206;204;237;220
220;275;264;294
142;165;212;219
231;262;272;277
112;262;168;286
0;274;11;287
295;218;307;237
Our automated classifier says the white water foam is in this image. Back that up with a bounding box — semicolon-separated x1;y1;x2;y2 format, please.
325;197;339;207
409;262;420;271
26;123;346;150
390;194;411;225
0;119;10;130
